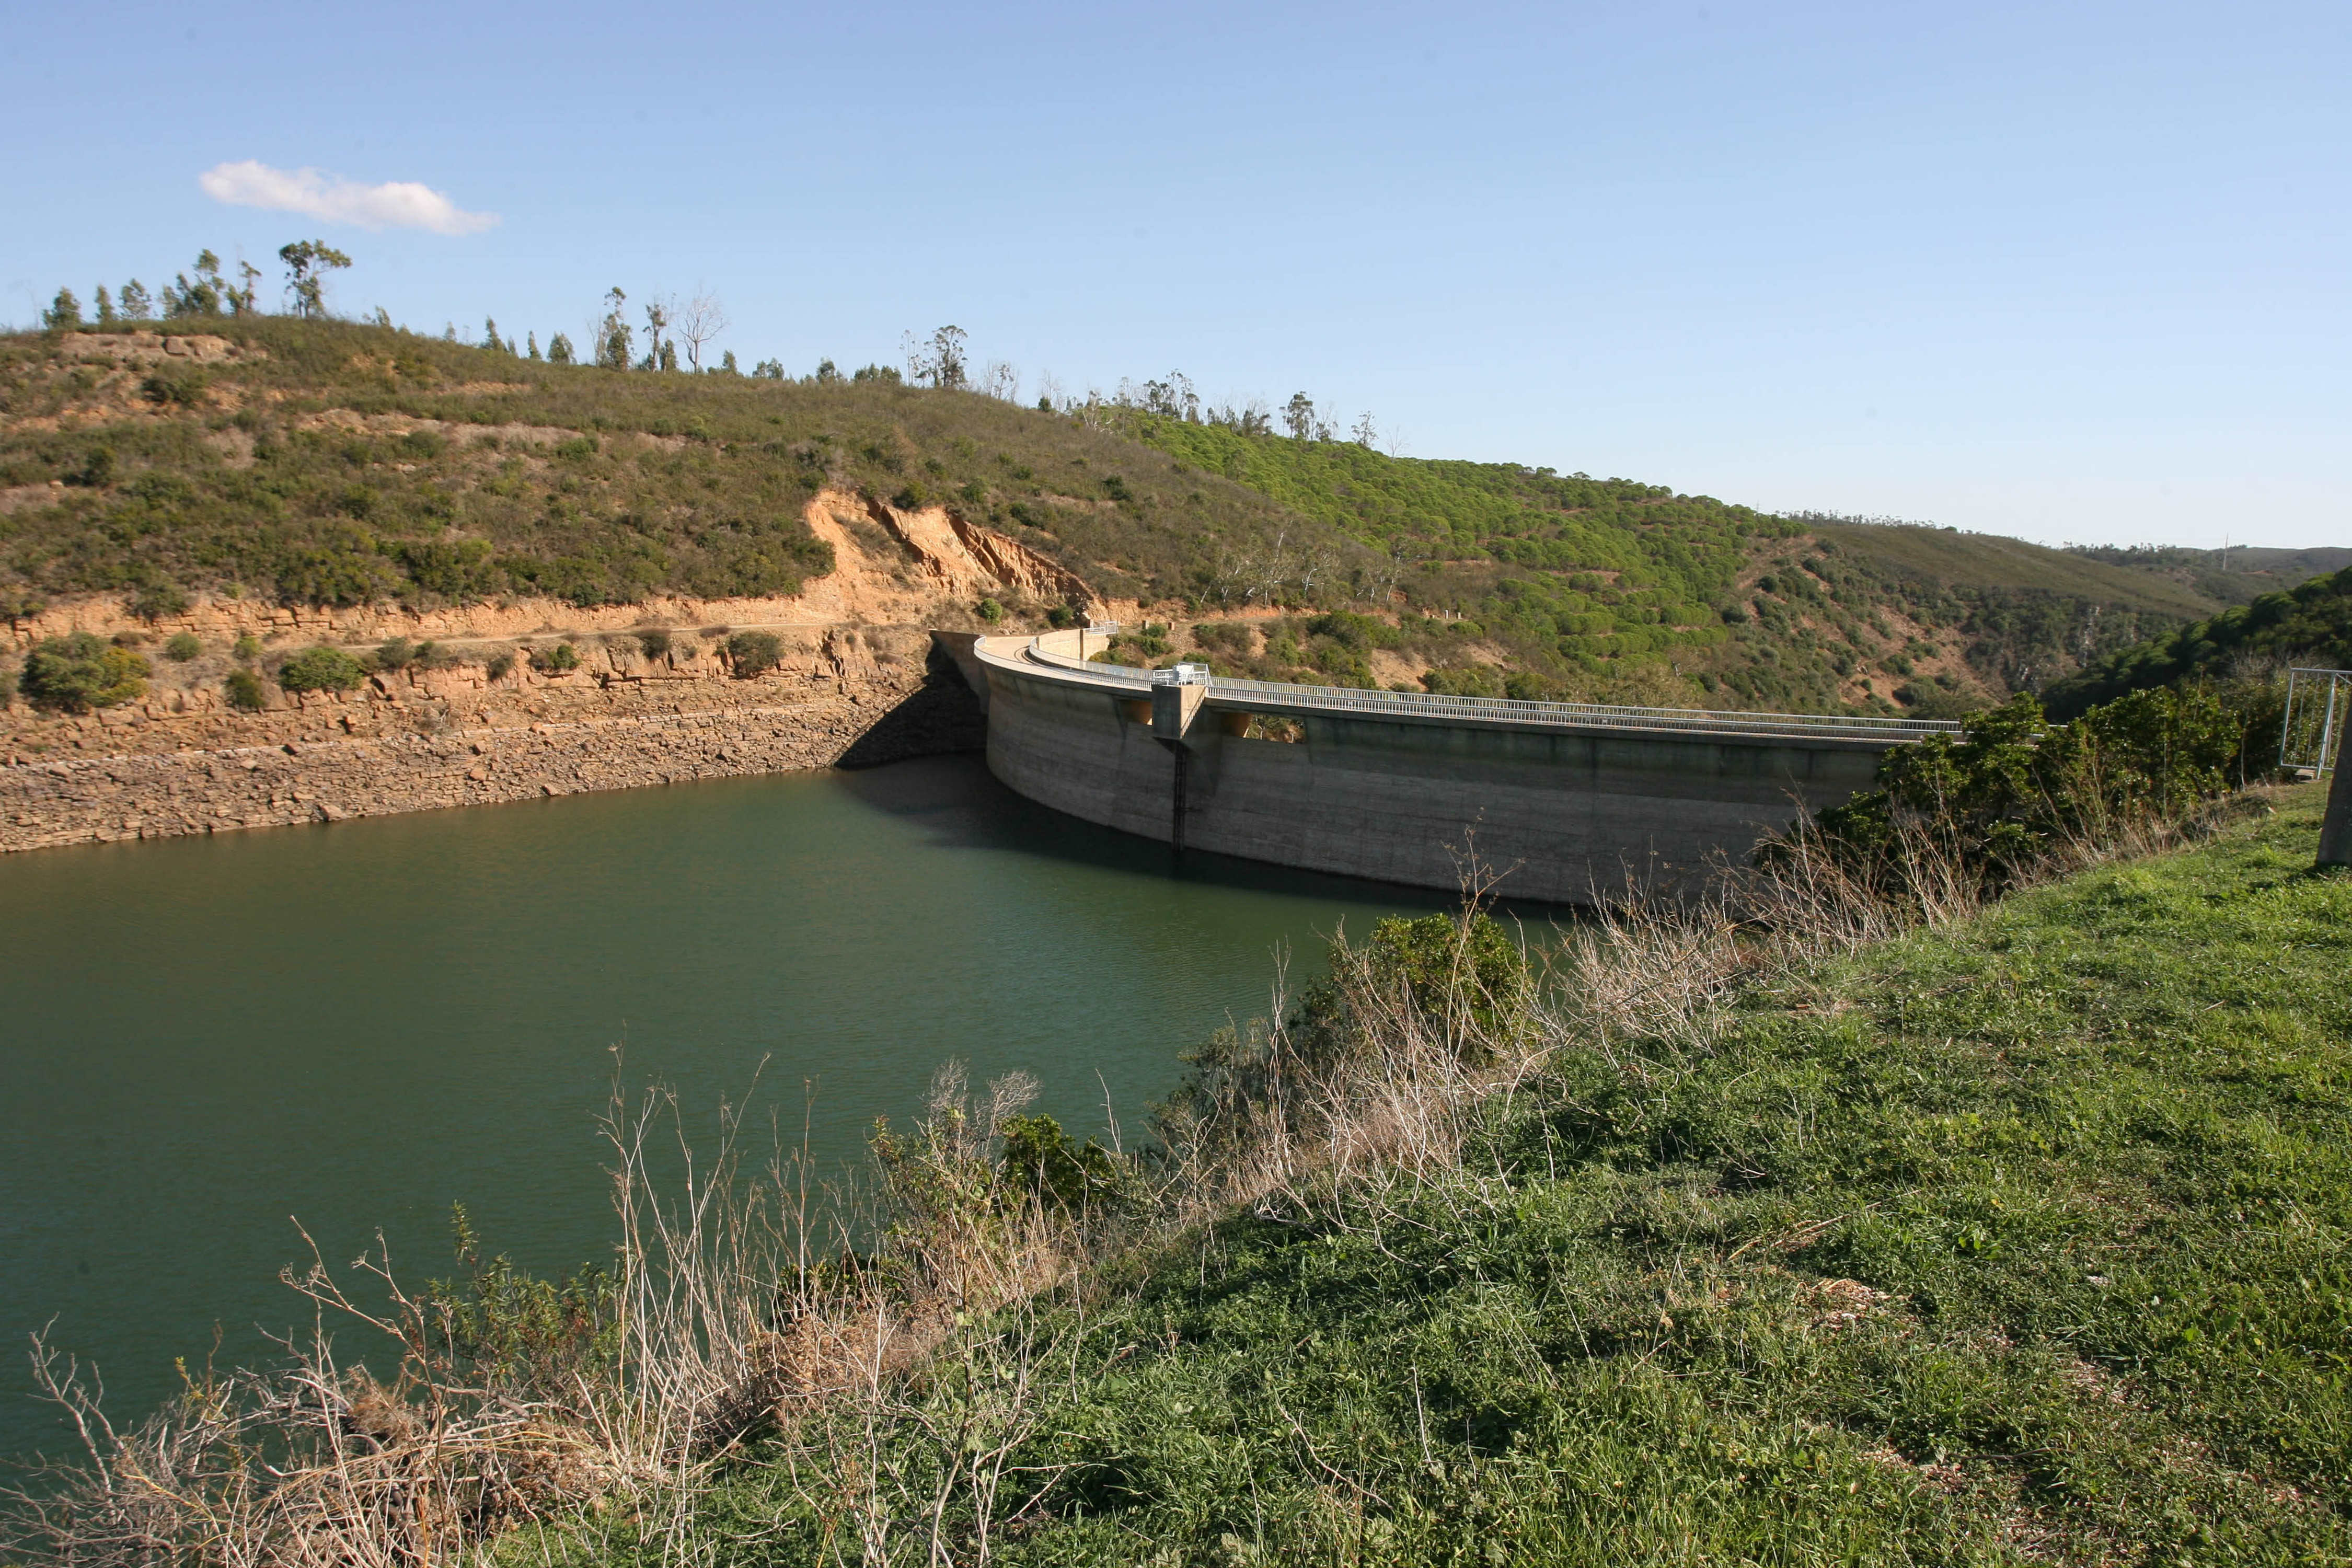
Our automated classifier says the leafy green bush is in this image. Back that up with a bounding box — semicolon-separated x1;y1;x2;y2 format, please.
1191;620;1253;653
636;627;671;659
223;668;266;710
1423;663;1505;699
132;584;190;621
486;652;515;681
20;632;149;712
1357;911;1528;1042
975;598;1004;624
163;632;203;662
232;633;262;661
375;636;416;669
72;446;117;488
530;641;579;673
725;629;782;675
998;1114;1126;1213
425;1206;618;1398
138;368;207;406
1792;688;2249;891
275;643;364;694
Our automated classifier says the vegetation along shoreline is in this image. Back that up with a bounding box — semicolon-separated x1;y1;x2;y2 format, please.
6;274;2352;1561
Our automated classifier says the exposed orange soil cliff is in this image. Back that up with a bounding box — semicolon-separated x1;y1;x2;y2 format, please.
0;489;1099;852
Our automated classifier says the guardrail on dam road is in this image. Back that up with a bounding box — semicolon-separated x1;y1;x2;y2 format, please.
946;627;1960;904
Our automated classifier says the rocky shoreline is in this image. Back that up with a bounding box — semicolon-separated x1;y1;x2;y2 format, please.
0;631;988;854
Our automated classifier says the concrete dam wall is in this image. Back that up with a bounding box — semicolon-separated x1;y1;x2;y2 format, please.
962;629;1956;904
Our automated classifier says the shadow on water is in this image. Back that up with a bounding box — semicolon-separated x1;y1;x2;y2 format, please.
832;751;1579;926
0;744;1499;1462
833;643;990;771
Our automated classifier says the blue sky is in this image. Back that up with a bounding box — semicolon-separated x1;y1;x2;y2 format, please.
5;1;2346;549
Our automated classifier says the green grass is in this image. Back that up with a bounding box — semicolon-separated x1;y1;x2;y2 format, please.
604;791;2350;1564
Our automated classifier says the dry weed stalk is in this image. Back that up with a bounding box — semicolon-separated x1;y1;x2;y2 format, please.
12;791;2255;1565
5;1055;1104;1567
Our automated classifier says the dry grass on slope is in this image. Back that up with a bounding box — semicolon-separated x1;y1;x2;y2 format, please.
4;790;2298;1567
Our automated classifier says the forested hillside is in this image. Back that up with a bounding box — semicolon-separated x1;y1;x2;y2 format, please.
1;309;2289;717
0;318;1364;623
2043;563;2352;717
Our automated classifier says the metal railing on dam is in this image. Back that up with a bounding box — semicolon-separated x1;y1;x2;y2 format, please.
1018;637;1961;744
963;628;1954;903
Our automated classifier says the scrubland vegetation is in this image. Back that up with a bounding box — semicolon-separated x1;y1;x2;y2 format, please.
12;286;2337;720
2046;563;2352;718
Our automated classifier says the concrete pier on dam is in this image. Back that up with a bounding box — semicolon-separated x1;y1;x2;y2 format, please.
942;628;1959;904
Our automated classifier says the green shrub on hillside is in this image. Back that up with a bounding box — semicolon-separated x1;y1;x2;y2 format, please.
275;644;364;694
20;632;148;712
1793;686;2250;890
998;1114;1126;1213
223;668;266;710
131;583;190;621
1423;662;1505;698
1359;910;1528;1043
530;642;579;674
424;1206;620;1393
232;633;262;661
163;631;202;662
724;630;781;675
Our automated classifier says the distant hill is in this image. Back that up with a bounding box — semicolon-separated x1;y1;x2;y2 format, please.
0;315;2291;717
2065;543;2352;609
1120;418;2242;713
2042;563;2352;718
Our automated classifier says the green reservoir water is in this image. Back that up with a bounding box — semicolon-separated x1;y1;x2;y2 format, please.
0;754;1457;1460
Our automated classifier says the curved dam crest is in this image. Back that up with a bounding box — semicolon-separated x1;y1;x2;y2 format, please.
954;628;1958;904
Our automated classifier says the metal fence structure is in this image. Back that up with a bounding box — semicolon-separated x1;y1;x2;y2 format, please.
1020;636;1962;744
2281;667;2352;776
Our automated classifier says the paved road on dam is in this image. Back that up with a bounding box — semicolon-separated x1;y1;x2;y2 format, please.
956;628;1959;904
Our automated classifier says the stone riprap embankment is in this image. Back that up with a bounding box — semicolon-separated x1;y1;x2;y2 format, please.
1;625;985;853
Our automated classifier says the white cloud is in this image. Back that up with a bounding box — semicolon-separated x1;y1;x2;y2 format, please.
198;160;498;236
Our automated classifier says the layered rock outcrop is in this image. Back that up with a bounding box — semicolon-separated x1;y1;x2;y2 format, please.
0;627;985;852
0;479;1096;852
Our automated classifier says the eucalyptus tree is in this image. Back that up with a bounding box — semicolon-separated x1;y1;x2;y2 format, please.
277;241;352;318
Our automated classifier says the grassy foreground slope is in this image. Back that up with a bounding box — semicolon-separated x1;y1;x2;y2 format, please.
671;794;2349;1564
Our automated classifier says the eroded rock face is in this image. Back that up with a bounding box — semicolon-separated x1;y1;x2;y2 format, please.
0;478;1110;852
59;333;258;366
0;636;986;852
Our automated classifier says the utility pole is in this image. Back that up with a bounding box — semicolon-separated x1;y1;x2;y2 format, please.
2321;742;2352;868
